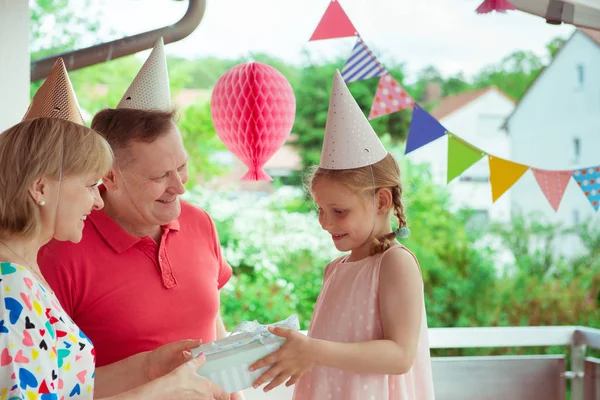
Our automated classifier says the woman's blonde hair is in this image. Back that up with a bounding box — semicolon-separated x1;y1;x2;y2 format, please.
0;118;114;239
307;153;406;255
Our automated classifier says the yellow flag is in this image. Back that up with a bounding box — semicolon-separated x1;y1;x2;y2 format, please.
489;156;529;202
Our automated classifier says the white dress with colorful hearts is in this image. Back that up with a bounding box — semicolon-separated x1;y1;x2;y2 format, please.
0;262;95;399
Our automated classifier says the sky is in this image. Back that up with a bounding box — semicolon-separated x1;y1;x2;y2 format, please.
88;0;576;81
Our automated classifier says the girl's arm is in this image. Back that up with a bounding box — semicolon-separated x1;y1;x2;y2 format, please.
312;248;423;374
250;248;424;391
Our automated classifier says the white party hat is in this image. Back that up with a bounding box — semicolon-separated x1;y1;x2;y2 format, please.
319;69;387;170
23;58;85;125
117;37;171;111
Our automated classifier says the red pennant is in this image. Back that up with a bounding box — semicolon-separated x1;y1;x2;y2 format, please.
309;0;357;41
532;169;573;212
369;74;414;119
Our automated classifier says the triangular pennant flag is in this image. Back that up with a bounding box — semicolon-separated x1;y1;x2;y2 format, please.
405;104;446;154
489;156;529;202
572;166;600;211
447;134;486;183
532;169;573;212
370;74;415;120
341;39;386;83
309;0;357;41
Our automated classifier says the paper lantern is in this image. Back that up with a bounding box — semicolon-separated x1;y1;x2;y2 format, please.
210;62;296;181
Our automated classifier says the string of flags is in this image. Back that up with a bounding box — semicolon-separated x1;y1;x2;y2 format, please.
308;0;600;213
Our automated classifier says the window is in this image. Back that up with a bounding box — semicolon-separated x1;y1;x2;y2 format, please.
573;209;580;226
576;64;584;88
466;209;490;231
573;137;581;164
459;176;489;183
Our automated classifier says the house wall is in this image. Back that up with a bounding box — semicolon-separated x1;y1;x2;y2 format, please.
506;31;600;253
407;88;515;224
0;0;29;132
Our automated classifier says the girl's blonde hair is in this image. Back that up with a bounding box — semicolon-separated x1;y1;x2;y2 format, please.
0;118;114;239
307;153;406;255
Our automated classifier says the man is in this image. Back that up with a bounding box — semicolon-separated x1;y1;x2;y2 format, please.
39;39;239;397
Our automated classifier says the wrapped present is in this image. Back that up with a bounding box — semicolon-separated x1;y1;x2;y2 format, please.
191;315;300;393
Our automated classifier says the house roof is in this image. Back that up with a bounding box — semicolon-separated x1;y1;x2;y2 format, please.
503;29;598;130
430;86;515;120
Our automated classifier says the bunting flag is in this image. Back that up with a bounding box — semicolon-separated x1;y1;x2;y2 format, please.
369;74;415;120
447;134;486;183
572;166;600;211
341;38;386;82
532;169;573;211
405;104;447;154
309;0;357;41
489;156;529;202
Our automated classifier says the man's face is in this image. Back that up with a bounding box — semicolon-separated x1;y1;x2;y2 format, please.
113;123;189;227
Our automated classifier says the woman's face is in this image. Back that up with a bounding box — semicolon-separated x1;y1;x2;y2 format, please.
45;173;105;243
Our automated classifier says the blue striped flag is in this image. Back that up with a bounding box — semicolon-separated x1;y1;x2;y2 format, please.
341;39;386;82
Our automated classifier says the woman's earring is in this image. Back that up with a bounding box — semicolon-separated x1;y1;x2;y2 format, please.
38;200;46;206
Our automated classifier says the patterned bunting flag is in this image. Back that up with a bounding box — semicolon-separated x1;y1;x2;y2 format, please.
369;74;415;120
447;134;486;183
341;39;386;83
405;104;447;154
572;166;600;211
309;0;358;41
489;156;529;202
532;169;573;212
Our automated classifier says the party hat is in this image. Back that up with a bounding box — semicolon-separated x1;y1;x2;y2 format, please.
319;69;387;169
117;37;171;111
23;58;85;125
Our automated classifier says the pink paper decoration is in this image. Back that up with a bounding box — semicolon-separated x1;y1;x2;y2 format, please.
369;74;414;120
532;169;573;212
210;62;296;181
476;0;515;13
309;0;357;41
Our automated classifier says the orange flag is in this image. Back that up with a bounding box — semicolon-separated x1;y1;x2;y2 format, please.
488;156;529;202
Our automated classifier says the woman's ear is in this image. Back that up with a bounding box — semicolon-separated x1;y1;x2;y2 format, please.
28;176;49;205
376;188;393;214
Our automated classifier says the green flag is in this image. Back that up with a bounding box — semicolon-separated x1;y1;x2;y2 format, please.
447;134;486;183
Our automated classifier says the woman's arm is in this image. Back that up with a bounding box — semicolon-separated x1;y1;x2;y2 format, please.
94;339;202;398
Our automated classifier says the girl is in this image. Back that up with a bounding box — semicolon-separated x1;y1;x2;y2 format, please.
249;70;435;400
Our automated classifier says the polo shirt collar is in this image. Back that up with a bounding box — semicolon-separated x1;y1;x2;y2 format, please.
90;186;181;254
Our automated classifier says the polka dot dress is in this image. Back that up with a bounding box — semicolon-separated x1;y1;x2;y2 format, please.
293;245;435;400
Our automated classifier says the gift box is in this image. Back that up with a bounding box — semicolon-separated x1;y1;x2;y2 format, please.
191;315;300;393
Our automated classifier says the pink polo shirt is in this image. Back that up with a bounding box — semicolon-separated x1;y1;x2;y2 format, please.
38;199;232;367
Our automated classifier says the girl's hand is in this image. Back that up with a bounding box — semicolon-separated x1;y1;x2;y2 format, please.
249;327;317;392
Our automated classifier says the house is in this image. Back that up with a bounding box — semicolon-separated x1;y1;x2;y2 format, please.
504;29;600;248
406;85;516;225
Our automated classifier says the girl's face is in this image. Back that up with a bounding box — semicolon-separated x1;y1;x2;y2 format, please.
313;178;379;256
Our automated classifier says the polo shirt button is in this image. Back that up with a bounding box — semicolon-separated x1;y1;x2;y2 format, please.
158;256;163;262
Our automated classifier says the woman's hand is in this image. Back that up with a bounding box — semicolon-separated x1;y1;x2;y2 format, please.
249;327;317;392
163;355;229;400
145;339;202;381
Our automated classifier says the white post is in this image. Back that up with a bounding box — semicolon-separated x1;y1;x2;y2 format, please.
0;0;29;132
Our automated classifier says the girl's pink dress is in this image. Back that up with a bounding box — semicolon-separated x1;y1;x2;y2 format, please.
293;244;435;400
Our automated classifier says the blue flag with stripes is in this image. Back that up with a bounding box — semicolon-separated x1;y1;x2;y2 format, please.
341;39;385;83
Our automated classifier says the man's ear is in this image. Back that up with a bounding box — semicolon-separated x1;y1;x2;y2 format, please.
103;166;118;191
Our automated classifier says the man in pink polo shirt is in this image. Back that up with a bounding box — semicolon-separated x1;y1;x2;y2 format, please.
38;40;238;396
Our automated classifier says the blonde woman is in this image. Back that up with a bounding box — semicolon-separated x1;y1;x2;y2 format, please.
0;118;227;400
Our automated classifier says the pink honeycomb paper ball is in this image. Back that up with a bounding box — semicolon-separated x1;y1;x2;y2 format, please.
210;62;296;181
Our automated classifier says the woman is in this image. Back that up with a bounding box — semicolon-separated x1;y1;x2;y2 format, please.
0;117;228;399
